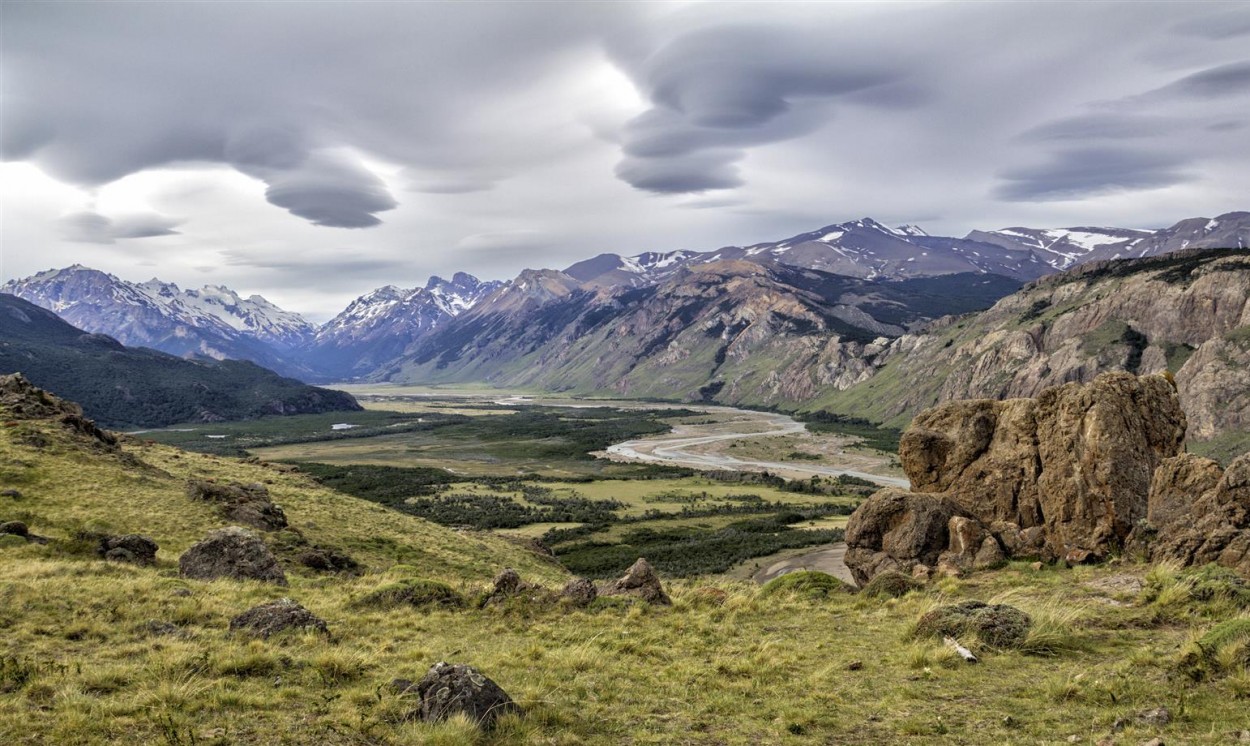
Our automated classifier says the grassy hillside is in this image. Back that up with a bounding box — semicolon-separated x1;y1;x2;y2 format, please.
2;386;1249;744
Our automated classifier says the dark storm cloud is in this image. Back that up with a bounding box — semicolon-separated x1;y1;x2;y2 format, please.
610;24;908;194
996;148;1192;202
58;212;182;244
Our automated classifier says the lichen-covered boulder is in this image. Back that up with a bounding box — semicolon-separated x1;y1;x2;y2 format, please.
178;526;287;585
1150;453;1250;577
187;480;288;531
402;662;519;729
913;600;1032;648
101;534;158;565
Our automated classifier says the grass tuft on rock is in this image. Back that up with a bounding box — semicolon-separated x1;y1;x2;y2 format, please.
353;579;465;610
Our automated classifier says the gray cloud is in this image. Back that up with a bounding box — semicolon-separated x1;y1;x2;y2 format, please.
58;211;182;244
996;148;1193;202
610;24;907;194
261;152;398;228
1158;60;1250;99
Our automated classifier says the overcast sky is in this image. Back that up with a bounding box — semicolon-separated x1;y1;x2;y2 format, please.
3;1;1248;321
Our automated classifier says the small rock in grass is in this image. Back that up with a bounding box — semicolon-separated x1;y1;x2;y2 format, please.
860;570;923;598
0;521;29;537
101;534;158;566
0;489;21;499
142;620;183;637
847;660;863;671
229;598;329;639
404;661;519;729
560;577;597;606
600;558;671;605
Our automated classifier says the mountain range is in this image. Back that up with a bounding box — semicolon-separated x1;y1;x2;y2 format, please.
3;210;1247;440
0;294;360;428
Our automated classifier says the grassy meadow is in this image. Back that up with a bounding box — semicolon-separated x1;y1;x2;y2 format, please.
3;394;1249;744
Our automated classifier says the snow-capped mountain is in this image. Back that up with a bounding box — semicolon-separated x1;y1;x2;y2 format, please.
305;272;502;379
0;265;319;378
967;211;1250;268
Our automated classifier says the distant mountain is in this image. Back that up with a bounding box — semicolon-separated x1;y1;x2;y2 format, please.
968;211;1250;269
560;212;1250;291
305;272;502;380
378;260;1022;404
0;293;360;428
0;265;318;379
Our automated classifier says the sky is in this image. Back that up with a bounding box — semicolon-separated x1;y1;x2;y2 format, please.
2;1;1249;322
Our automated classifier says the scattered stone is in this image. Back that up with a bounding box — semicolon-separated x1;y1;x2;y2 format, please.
142;620;183;637
178;526;287;585
559;577;597;606
914;600;1032;649
0;489;21;499
296;546;360;574
973;536;1007;570
1136;708;1172;727
1030;561;1044;571
846;660;863;671
860;570;923;598
600;558;671;605
171;588;193;598
480;568;548;607
405;662;519;729
0;521;29;537
0;520;47;544
1086;574;1145;597
186;480;288;532
911;564;932;582
1140;739;1165;746
100;534;158;566
229;598;329;639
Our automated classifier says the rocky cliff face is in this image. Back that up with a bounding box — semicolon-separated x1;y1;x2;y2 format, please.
816;249;1250;453
845;372;1249;584
845;373;1187;583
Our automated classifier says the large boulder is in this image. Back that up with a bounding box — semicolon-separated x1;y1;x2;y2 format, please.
600;558;671;605
843;488;974;586
178;526;287;585
398;662;519;729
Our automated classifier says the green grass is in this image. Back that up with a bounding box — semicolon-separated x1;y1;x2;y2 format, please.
5;395;1250;744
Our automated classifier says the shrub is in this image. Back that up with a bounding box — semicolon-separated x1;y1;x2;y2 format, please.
354;579;465;610
913;601;1032;649
861;571;923;599
761;571;855;600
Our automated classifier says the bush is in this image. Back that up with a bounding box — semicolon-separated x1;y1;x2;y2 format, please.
354;579;465;610
760;571;854;600
861;571;923;598
913;601;1032;649
1179;617;1250;680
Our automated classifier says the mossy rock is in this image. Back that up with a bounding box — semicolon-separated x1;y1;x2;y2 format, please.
354;579;464;610
0;534;27;549
761;571;855;600
860;571;924;598
913;600;1032;649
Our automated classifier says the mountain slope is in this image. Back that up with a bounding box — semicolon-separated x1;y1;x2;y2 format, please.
381;261;1022;406
810;248;1250;457
1;265;319;379
0;293;361;427
304;272;501;380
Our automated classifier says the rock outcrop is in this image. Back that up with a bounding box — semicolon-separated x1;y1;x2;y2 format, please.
178;526;288;585
1137;453;1250;576
99;534;158;565
847;372;1190;582
187;480;288;532
599;558;671;605
0;373;118;450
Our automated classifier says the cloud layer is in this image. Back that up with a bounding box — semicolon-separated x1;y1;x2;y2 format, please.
2;2;1248;317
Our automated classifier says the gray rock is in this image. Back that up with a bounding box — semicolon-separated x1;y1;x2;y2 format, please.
178;526;287;585
560;577;597;606
408;662;519;729
599;558;671;605
102;534;158;565
187;480;288;532
229;598;328;639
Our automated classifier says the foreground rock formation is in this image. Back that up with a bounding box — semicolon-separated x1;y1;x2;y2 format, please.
846;372;1250;583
